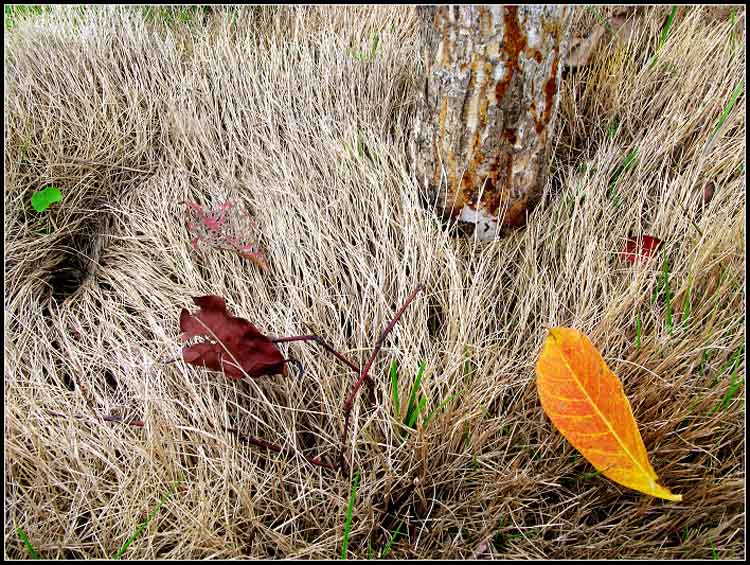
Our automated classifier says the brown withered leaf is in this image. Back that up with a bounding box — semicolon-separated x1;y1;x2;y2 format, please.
566;7;642;68
180;295;287;379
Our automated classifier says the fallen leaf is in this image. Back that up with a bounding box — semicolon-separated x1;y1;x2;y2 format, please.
185;201;268;270
623;235;662;263
180;295;287;379
566;7;642;68
536;327;682;501
567;26;605;68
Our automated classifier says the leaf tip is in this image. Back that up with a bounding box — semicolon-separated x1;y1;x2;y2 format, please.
653;483;682;502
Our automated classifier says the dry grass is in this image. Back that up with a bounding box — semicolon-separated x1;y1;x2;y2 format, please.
4;5;745;559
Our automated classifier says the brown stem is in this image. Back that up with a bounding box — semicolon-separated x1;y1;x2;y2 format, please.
225;427;336;471
46;410;145;428
102;415;145;427
339;283;425;467
270;334;361;376
44;411;334;471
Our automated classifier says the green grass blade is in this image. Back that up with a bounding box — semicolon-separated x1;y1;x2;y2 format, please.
635;311;642;351
718;375;744;413
380;520;404;558
16;527;39;560
652;272;664;305
581;468;605;480
708;80;744;143
682;275;692;327
369;32;380;59
647;6;677;68
729;7;737;57
710;346;745;414
423;392;460;428
114;481;179;559
404;361;426;426
586;5;614;35
390;361;400;421
340;470;361;560
658;7;678;48
724;344;744;374
606;114;620;138
710;344;743;387
406;395;428;429
662;250;673;335
609;148;637;205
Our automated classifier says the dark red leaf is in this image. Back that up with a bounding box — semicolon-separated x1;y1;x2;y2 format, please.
180;295;287;379
623;235;663;263
703;181;716;205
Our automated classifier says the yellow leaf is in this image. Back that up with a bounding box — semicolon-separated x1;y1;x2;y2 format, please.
536;327;682;501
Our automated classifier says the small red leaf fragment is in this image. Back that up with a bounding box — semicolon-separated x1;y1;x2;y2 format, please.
623;235;662;263
185;201;269;270
180;295;287;379
702;181;715;205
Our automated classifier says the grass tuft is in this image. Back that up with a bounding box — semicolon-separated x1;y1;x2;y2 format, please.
3;5;744;560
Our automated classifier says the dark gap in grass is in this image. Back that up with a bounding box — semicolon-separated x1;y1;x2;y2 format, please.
57;369;76;392
155;541;179;558
297;397;328;461
104;369;118;392
44;214;112;305
47;237;92;305
341;310;356;344
241;527;256;557
74;510;93;543
371;482;415;553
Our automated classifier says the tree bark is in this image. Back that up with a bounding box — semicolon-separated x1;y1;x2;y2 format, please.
413;6;572;240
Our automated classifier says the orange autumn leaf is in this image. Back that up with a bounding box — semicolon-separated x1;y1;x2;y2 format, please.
536;327;682;501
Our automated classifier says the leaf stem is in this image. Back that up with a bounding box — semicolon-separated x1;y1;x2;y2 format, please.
271;334;361;375
339;284;425;467
225;426;337;471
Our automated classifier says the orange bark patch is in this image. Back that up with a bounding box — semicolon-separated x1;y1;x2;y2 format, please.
542;52;560;130
494;6;527;104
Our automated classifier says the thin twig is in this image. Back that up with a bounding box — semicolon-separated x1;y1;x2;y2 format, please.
339;283;425;467
271;334;361;375
44;410;334;471
45;410;145;427
225;426;337;471
305;323;377;399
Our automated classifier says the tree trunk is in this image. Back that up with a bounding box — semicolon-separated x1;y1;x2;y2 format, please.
412;6;572;240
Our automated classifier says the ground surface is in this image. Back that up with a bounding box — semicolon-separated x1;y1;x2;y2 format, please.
4;5;745;559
